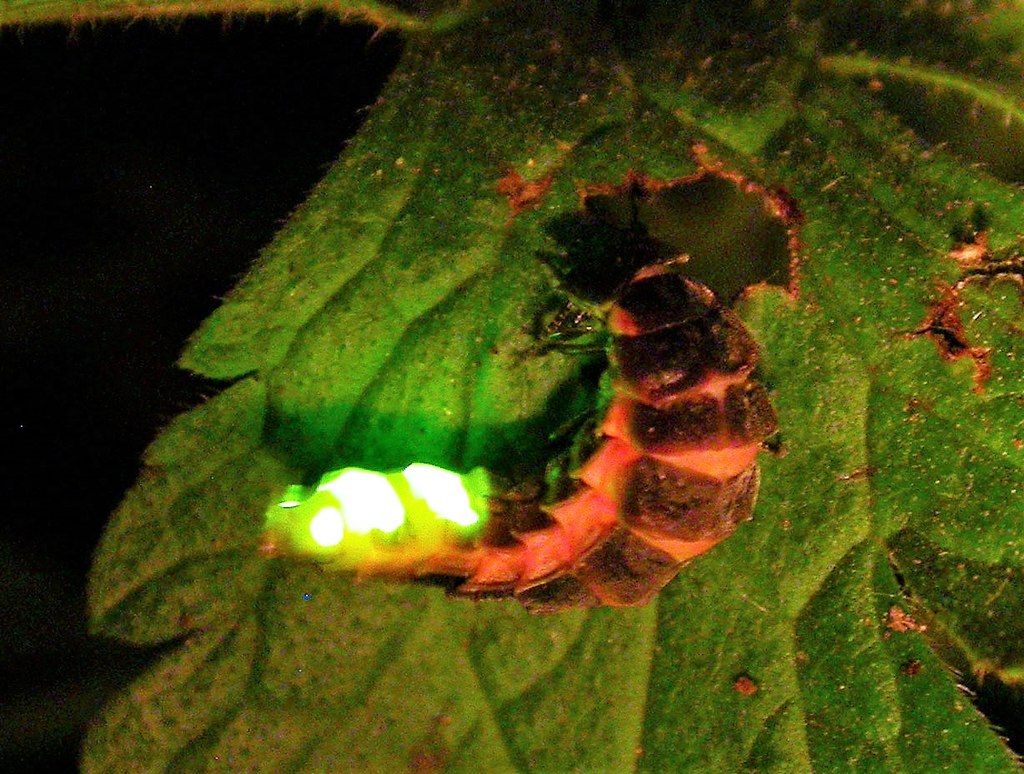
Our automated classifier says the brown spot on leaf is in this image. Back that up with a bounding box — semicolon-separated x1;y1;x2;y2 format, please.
498;168;553;215
409;749;447;774
887;606;926;633
903;395;932;422
258;535;282;557
407;715;452;774
911;283;992;393
947;214;1024;284
901;658;923;676
837;465;876;482
733;674;759;695
949;230;992;270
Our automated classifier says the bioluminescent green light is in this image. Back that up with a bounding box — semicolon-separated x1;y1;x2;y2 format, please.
310;506;345;547
279;484;307;509
317;468;405;534
403;463;480;527
264;462;492;568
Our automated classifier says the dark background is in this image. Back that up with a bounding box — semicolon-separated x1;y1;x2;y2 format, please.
0;16;400;769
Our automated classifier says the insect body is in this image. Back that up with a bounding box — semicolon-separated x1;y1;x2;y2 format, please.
263;265;777;613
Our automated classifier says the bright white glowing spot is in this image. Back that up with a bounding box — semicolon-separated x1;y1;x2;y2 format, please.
402;463;480;527
318;468;405;534
279;500;302;509
309;506;345;547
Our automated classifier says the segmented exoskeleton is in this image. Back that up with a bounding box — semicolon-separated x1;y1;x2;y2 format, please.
263;264;777;613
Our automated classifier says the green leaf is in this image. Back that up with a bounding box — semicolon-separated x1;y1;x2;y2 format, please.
57;0;1024;770
0;0;477;30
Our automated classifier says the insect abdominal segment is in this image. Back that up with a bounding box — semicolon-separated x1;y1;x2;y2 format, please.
264;464;492;576
264;266;777;613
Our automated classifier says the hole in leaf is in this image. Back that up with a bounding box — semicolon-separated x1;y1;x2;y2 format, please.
974;675;1024;758
542;167;796;305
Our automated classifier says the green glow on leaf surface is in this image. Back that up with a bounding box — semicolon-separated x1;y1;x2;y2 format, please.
278;484;306;509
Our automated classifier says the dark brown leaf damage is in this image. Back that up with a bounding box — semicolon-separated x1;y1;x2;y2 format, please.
911;282;993;394
498;167;554;215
